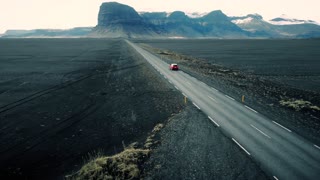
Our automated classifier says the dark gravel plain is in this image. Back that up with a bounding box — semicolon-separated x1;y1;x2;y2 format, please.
0;39;185;179
0;39;269;180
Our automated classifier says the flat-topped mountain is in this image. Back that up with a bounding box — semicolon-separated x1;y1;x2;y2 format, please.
90;2;160;38
97;2;142;26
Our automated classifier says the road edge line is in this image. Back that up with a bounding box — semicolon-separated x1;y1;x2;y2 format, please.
232;138;250;155
193;103;201;110
245;105;258;113
272;121;292;132
208;116;220;127
225;95;235;101
211;87;219;92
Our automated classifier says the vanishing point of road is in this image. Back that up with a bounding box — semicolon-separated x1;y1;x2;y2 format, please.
127;40;320;180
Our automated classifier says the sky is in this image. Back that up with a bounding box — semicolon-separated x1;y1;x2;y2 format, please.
1;0;319;34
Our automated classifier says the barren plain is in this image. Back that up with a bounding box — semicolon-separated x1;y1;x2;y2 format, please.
0;39;269;179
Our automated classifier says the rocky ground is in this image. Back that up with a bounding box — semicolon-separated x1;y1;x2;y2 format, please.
139;42;320;145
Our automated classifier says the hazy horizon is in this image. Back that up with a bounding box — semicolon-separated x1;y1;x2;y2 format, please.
1;0;319;34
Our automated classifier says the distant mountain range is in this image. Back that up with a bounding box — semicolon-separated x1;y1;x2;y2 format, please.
2;2;320;38
1;27;93;38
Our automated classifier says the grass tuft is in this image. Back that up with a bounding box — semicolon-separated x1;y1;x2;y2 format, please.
66;123;165;180
280;98;320;111
66;148;150;180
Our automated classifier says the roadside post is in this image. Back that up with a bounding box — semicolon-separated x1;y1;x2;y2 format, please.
242;95;245;103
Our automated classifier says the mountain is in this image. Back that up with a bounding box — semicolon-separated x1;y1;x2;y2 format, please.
231;14;320;38
1;27;92;38
140;10;247;38
199;10;246;37
230;14;280;37
2;2;320;38
90;2;160;38
163;11;204;37
269;14;319;25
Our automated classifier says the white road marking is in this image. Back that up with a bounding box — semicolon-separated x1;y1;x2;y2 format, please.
245;105;258;113
182;93;188;97
250;124;271;139
314;144;320;150
208;116;220;127
273;176;279;180
272;121;292;132
186;81;192;85
225;95;235;101
232;138;251;156
174;86;179;90
19;82;29;86
193;103;201;110
211;87;219;92
208;96;217;102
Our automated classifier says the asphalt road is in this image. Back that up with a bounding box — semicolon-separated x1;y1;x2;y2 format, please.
127;40;320;180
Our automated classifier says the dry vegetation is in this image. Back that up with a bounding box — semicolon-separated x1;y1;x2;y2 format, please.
66;123;165;180
280;98;320;111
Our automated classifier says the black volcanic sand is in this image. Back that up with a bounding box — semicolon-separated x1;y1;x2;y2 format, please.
137;39;320;145
0;39;185;179
0;39;269;179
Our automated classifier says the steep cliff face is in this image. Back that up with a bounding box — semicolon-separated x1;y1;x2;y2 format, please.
97;2;143;26
91;2;160;38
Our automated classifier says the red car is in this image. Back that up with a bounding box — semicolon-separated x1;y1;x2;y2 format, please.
169;63;179;70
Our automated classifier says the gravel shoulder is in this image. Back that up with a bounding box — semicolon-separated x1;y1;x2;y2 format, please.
144;105;268;180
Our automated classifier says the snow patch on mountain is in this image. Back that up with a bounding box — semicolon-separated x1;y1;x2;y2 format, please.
269;14;319;25
232;17;253;24
230;14;264;25
185;12;208;18
165;12;172;17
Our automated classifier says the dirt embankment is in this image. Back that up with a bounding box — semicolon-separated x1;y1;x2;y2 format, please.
139;43;320;144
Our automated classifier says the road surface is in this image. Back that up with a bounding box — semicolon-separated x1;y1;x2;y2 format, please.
127;40;320;180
